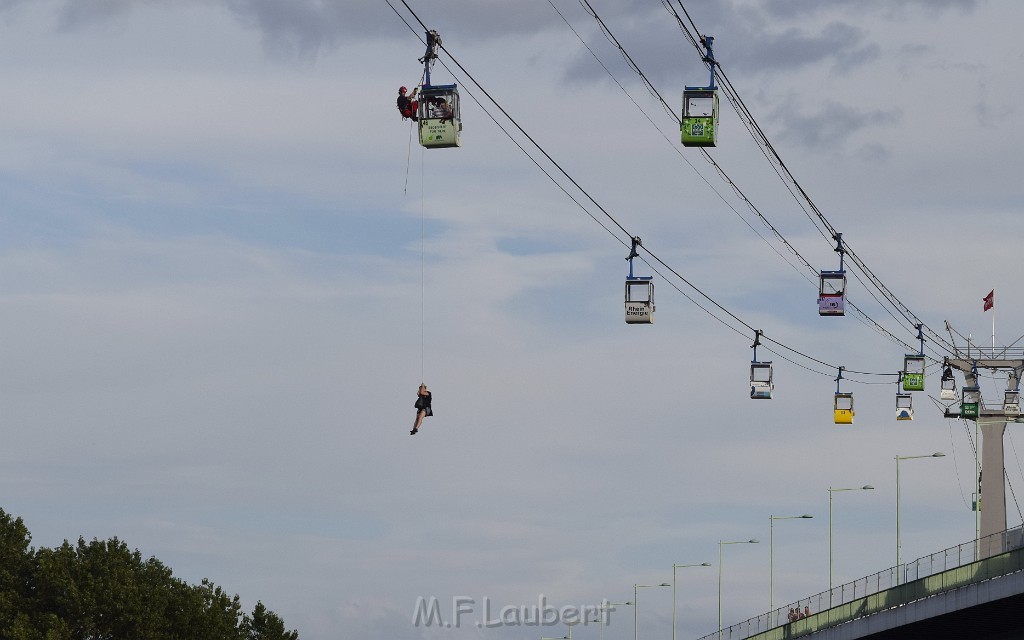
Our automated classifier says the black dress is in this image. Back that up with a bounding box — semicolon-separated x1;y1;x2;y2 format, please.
415;391;433;416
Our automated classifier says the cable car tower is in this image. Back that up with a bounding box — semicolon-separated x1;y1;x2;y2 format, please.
941;324;1024;557
417;30;462;149
681;35;719;147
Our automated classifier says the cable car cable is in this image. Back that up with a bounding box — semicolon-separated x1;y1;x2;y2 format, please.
389;0;905;383
572;0;924;358
662;0;958;357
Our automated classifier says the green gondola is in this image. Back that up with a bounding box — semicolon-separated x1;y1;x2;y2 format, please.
681;36;719;148
903;355;925;391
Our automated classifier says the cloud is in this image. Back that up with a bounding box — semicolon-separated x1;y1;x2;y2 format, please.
769;99;902;151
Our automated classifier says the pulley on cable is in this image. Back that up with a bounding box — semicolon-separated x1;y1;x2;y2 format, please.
818;233;847;316
417;30;462;149
834;367;854;424
749;330;773;399
624;236;655;324
681;35;719;147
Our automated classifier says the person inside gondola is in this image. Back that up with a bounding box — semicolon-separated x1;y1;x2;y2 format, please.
411;383;432;435
397;85;419;121
430;98;452;123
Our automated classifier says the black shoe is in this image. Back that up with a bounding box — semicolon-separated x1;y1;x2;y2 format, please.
410;429;418;435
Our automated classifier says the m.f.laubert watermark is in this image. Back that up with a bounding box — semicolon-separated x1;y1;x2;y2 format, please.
412;595;619;629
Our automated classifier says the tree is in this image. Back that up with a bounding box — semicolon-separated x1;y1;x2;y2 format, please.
0;509;36;638
0;509;299;639
243;601;299;640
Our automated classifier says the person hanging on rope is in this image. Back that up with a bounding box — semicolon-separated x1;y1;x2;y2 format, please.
410;383;432;435
397;85;419;121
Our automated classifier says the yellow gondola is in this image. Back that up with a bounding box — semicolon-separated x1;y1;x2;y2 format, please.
834;367;853;424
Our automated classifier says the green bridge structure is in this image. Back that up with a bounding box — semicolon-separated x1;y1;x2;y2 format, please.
698;524;1024;640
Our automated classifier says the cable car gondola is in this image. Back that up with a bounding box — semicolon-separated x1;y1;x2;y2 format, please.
624;237;654;324
896;393;913;421
749;330;773;399
417;30;462;149
834;367;854;424
961;385;981;420
681;36;719;147
835;393;854;424
903;355;925;392
818;234;846;316
1004;390;1021;417
940;365;957;401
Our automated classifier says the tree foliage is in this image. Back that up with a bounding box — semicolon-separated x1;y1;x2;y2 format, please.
0;508;299;640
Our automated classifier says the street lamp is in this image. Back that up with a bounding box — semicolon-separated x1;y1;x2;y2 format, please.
769;515;813;612
672;562;711;640
896;453;945;576
828;485;874;603
565;618;600;640
633;582;669;640
718;539;759;634
598;602;631;640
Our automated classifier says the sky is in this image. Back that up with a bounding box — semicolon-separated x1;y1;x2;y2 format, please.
1;1;1023;639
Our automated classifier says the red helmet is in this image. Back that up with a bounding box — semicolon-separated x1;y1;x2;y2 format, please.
399;86;408;93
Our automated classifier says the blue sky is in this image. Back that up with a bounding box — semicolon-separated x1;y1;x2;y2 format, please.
1;1;1023;639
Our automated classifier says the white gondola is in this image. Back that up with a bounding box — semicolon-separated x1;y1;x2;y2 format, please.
624;236;654;324
1005;390;1021;417
750;361;773;399
625;278;655;324
818;270;846;316
940;366;957;401
414;30;463;150
418;84;462;149
896;393;913;421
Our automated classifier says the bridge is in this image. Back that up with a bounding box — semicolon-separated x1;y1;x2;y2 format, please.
697;524;1024;640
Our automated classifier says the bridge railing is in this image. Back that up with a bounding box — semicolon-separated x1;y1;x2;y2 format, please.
697;523;1024;640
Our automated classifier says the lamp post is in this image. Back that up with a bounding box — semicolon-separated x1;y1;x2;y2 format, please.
565;618;600;640
828;485;873;604
672;562;711;640
598;602;631;640
769;515;813;612
633;582;669;640
718;539;759;635
896;453;945;577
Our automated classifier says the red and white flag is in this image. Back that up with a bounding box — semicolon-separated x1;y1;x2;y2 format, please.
983;289;994;312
